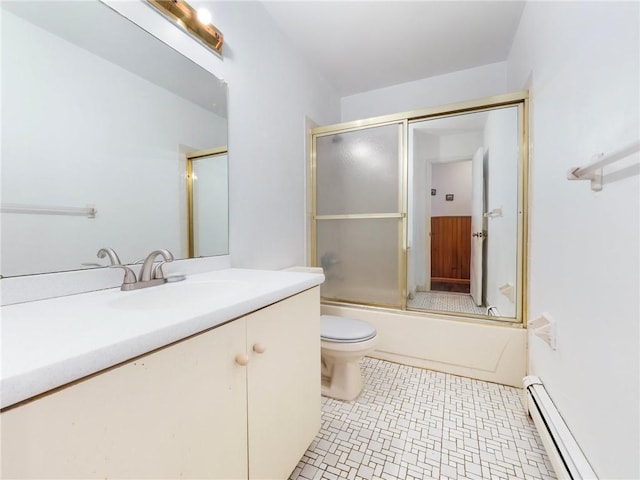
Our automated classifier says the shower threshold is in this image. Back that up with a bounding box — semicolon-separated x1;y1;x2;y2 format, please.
407;291;486;315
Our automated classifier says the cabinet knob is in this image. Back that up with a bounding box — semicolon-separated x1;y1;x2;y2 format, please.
235;353;249;366
252;343;266;354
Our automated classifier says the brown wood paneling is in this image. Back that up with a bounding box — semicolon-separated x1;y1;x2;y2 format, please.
430;216;471;282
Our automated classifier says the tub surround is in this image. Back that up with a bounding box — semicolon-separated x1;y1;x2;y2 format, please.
322;303;526;387
1;268;324;409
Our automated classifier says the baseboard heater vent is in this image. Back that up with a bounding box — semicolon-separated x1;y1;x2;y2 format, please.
523;376;598;479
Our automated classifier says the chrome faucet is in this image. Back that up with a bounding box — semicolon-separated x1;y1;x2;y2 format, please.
110;249;174;291
139;249;174;282
97;247;122;266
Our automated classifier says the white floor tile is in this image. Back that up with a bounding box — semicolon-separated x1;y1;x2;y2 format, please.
290;358;556;480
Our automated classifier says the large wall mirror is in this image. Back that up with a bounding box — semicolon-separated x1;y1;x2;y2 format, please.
1;0;228;277
312;94;526;322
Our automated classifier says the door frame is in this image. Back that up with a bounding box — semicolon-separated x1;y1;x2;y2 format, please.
185;146;228;258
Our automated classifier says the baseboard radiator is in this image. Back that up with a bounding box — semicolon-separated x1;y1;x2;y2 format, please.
523;376;598;480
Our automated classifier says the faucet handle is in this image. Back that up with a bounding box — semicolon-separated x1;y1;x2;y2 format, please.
153;262;167;280
152;249;176;279
109;265;137;289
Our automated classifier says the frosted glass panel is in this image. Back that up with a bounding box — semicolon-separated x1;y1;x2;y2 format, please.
316;124;400;215
192;154;228;257
317;218;400;306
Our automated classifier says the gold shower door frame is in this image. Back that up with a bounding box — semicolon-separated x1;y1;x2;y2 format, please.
310;120;409;309
310;91;529;323
186;146;228;258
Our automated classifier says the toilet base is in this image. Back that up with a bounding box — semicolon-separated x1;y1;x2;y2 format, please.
321;357;365;401
320;333;377;402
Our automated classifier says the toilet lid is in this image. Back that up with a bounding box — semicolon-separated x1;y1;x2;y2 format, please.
320;315;377;343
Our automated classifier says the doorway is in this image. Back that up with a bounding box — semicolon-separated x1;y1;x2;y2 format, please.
429;160;474;294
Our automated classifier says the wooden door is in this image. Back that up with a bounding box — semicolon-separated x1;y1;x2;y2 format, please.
430;216;471;289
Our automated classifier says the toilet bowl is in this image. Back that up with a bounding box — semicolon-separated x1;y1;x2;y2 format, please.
320;315;378;401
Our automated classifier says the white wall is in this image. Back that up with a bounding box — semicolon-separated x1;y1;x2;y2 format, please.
431;161;472;217
436;132;484;163
508;2;639;478
341;62;507;122
195;1;340;269
90;1;341;271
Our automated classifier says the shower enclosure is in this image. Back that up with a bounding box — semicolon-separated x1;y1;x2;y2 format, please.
311;93;528;322
313;122;406;308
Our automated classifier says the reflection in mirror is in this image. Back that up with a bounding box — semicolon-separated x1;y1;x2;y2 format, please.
0;1;228;278
408;107;519;318
187;149;229;257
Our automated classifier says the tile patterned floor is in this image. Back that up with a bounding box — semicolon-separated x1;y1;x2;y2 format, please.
290;358;556;480
406;291;487;315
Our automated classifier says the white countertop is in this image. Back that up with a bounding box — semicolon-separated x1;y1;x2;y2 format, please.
1;268;324;409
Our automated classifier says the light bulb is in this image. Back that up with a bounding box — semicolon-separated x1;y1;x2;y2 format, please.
196;8;212;25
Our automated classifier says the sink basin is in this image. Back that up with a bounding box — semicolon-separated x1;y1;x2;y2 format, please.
108;280;247;310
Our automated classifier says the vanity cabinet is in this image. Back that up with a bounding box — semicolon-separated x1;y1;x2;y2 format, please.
245;287;321;479
0;287;320;479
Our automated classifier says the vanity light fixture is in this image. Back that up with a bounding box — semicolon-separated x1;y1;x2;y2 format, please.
147;0;224;55
196;7;212;25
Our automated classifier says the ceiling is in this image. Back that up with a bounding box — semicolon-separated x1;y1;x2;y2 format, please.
261;1;526;97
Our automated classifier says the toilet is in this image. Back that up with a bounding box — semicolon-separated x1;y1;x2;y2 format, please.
320;315;378;401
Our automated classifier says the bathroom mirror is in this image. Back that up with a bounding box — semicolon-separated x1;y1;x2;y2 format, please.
312;94;526;322
0;0;228;277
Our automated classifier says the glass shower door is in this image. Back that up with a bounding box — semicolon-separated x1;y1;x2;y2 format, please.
313;122;405;307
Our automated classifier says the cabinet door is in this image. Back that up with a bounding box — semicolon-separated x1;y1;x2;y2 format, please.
1;319;248;479
246;287;321;480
